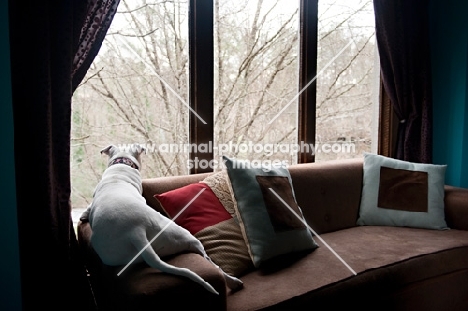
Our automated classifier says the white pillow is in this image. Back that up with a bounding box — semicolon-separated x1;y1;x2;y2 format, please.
356;153;449;230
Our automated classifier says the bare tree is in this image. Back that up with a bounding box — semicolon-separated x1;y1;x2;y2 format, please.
71;0;376;208
315;0;376;161
214;0;299;162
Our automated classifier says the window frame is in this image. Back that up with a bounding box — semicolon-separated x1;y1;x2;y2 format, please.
189;0;215;174
297;0;318;164
188;0;381;173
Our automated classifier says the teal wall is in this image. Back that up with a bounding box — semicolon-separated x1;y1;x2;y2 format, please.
430;0;468;188
463;44;468;186
1;1;22;310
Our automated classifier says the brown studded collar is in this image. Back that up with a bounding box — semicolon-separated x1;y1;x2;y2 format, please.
109;157;139;170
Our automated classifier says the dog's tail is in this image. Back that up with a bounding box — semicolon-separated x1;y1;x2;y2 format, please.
130;235;219;295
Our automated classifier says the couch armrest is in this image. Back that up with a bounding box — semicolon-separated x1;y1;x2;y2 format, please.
77;221;227;310
77;221;103;276
111;253;227;310
444;185;468;230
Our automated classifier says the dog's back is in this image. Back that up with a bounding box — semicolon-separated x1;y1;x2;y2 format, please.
89;164;151;266
87;144;242;295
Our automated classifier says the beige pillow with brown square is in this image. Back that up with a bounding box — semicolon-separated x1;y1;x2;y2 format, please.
356;153;449;230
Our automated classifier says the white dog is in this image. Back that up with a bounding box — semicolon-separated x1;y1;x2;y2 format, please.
85;144;243;295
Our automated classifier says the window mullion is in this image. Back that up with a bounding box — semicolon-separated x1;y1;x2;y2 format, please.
188;0;214;174
297;0;318;163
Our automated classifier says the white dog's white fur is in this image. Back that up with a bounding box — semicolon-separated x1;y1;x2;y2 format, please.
86;144;243;295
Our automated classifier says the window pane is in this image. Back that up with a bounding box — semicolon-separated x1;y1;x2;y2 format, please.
71;0;189;209
214;0;299;168
316;0;378;161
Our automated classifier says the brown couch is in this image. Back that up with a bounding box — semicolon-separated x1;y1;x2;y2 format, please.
77;158;468;310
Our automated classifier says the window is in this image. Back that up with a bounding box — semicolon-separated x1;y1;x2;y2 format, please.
213;1;300;166
315;0;378;161
71;0;190;210
71;0;378;216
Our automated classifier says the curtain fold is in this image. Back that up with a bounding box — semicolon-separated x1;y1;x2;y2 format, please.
72;0;120;92
9;1;119;309
374;0;433;163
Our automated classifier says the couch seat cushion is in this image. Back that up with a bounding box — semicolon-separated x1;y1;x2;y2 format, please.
227;226;468;310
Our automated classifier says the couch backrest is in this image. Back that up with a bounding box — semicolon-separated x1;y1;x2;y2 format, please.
287;158;364;234
142;158;364;235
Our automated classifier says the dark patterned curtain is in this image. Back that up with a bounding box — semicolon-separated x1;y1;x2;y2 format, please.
73;1;120;92
9;1;119;309
374;0;433;163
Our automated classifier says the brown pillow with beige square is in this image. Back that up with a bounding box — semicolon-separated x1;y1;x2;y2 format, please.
154;174;254;278
200;171;254;277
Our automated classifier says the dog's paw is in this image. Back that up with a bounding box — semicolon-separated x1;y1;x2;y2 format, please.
79;209;90;223
225;275;244;292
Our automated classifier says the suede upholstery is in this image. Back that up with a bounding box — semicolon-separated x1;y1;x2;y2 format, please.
77;158;468;310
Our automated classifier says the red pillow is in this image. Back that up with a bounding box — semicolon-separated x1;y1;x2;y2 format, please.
154;183;231;235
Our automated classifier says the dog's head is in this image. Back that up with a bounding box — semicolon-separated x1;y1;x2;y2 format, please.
100;144;146;170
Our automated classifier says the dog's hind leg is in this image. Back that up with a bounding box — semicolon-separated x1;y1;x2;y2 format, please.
203;254;244;291
187;239;243;291
130;236;219;295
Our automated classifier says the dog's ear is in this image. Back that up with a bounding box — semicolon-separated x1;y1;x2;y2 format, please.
100;145;116;155
132;143;146;155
